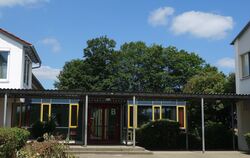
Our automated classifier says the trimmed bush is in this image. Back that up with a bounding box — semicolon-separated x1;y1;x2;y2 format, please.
136;119;180;149
205;121;234;149
0;127;30;157
244;133;250;151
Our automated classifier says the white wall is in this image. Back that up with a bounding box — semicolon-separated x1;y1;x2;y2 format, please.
233;26;250;150
0;33;24;89
234;27;250;94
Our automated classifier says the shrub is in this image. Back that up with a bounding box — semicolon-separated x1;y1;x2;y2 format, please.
244;133;250;151
31;119;56;140
136;119;180;149
44;118;56;135
205;121;234;149
17;136;74;158
31;121;45;138
0;128;30;157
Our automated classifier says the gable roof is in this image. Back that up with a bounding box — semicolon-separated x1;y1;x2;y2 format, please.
231;21;250;45
0;28;41;64
32;74;44;90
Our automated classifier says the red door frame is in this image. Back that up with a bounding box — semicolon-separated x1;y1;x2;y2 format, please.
87;104;120;144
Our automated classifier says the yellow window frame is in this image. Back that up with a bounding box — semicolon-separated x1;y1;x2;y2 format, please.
176;105;186;129
128;104;137;128
152;105;162;121
69;104;79;128
40;103;51;122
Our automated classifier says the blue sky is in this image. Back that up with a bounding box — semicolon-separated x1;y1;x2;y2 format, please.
0;0;249;89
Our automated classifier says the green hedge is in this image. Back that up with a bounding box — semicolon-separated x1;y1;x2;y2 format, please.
244;133;250;151
0;128;30;157
136;119;181;149
205;121;234;149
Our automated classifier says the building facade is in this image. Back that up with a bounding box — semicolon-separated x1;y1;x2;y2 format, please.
10;97;186;144
0;28;42;127
0;28;187;145
231;21;250;150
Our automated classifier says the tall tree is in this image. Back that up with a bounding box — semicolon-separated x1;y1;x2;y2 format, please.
55;37;206;92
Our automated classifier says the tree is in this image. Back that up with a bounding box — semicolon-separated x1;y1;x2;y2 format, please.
55;37;206;92
183;65;226;93
224;73;236;93
183;67;236;143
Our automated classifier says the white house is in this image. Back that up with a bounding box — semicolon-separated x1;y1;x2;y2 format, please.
231;21;250;150
0;28;43;127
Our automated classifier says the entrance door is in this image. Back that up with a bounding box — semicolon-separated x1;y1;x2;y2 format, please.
88;104;120;144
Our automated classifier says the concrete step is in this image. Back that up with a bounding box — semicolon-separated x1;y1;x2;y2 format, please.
66;150;153;155
66;145;153;155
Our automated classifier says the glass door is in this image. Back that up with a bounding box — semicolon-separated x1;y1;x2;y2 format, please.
88;104;120;144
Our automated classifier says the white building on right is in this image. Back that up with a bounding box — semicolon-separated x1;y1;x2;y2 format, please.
231;21;250;151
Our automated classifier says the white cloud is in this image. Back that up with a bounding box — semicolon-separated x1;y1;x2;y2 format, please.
216;57;235;69
0;0;49;7
41;38;61;53
148;6;174;26
33;65;60;81
171;11;233;39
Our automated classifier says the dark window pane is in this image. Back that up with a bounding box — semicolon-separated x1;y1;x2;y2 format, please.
29;104;41;126
0;51;8;79
43;105;50;122
21;105;26;126
51;104;69;127
129;106;133;127
154;107;160;120
137;106;152;127
162;106;176;121
12;104;22;127
71;105;78;127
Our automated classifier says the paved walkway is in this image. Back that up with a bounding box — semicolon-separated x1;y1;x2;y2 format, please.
75;151;250;158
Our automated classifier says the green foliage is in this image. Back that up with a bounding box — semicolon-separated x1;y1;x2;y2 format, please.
184;69;235;140
183;65;226;93
224;73;236;93
136;119;181;149
0;128;30;157
55;37;205;92
205;121;234;149
54;36;237;150
244;133;250;151
31;119;56;140
31;121;44;138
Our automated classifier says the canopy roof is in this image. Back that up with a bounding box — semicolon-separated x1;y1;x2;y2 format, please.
0;89;250;100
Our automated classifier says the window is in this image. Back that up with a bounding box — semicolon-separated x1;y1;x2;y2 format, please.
0;51;9;79
177;106;186;129
152;105;162;121
40;104;51;122
241;52;250;77
12;103;40;127
23;56;31;85
128;105;137;128
51;104;69;127
137;106;152;127
162;106;176;121
69;104;79;128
